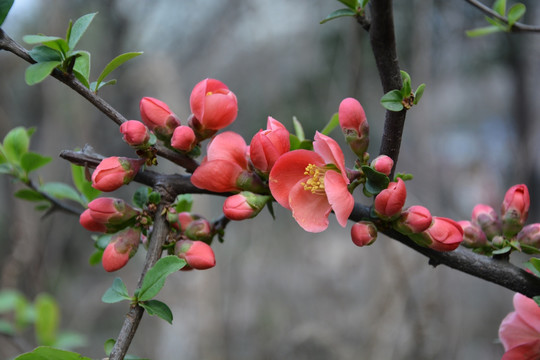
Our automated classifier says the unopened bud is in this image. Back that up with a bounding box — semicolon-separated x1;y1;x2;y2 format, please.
394;205;432;234
102;228;141;272
139;97;181;140
91;156;144;192
410;217;464;252
501;184;530;238
185;218;212;242
223;191;270;221
119;120;151;148
517;223;540;248
458;220;488;248
87;197;139;226
338;97;369;159
351;221;377;247
175;239;216;270
171;125;197;152
471;204;502;240
370;155;394;176
374;178;407;219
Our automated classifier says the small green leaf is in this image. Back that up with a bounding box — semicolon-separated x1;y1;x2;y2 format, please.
320;8;357;24
71;164;100;204
520;244;540;255
137;256;186;302
71;51;91;88
104;338;116;356
25;61;62;85
292;116;305;141
492;246;512;255
102;278;131;304
42;39;70;56
466;25;504;37
148;191;161;205
174;194;193;213
289;134;301;150
533;296;540;307
400;70;411;85
94;233;113;250
361;165;390;195
507;3;526;26
23;35;63;44
132;186;150;208
529;257;540;272
94;52;143;91
298;139;314;150
90;79;117;93
337;0;358;10
140;300;173;324
0;0;14;26
3;127;30;164
0;163;12;175
21;152;52;173
401;71;412;98
88;249;103;266
14;189;46;202
29;46;63;62
35;294;59;346
35;203;52;212
493;0;506;16
68;13;97;50
39;182;84;206
380;90;404;112
413;84;426;105
14;346;92;360
321;112;340;136
485;16;509;30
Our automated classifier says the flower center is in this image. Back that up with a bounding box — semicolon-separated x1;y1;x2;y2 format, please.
301;164;327;195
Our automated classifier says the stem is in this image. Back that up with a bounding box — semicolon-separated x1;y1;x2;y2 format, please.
465;0;540;32
367;0;407;178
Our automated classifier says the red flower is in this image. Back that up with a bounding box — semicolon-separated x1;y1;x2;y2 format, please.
190;78;238;131
91;156;143;192
175;240;216;270
139;97;181;140
171;125;197;152
413;216;464;252
370;155;394;176
395;205;432;234
223;191;270;221
249;117;290;174
119;120;151;148
87;197;139;225
102;228;141;272
191;131;248;192
338;97;369;158
79;209;107;233
351;221;377;247
374;178;407;219
499;293;540;359
269;132;354;232
501;184;530;237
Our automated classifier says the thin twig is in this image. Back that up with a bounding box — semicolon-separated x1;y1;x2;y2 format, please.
465;0;540;33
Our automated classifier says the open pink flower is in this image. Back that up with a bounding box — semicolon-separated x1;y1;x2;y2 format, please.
269;132;354;232
191;131;248;192
189;78;238;131
499;293;540;359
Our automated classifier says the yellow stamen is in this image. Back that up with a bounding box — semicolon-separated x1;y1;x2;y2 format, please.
301;164;326;195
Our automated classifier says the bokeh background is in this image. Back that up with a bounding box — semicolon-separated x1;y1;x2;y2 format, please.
1;0;539;359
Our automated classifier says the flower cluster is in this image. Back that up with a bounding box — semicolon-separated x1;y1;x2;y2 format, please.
458;184;535;255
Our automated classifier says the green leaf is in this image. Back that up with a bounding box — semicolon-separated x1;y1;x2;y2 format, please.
71;51;91;88
25;61;62;85
90;79;117;93
492;246;512;255
94;52;143;91
292;116;305;141
21;152;52;173
148;191;161;205
507;3;526;26
140;300;173;324
42;39;70;56
174;194;193;213
400;70;411;85
88;249;103;266
529;257;540;273
137;256;186;302
413;84;426;105
485;16;509;30
520;243;540;255
493;0;506;16
3;127;30;164
533;296;540;307
101;278;131;304
361;165;390;195
401;70;412;98
132;186;150;208
320;112;339;136
23;35;63;44
466;25;504;37
68;13;97;50
39;182;84;206
29;46;63;62
320;8;357;24
361;0;369;8
380;90;404;112
337;0;358;10
14;189;46;202
0;163;13;175
35;203;52;212
0;0;14;26
524;261;540;277
35;294;59;346
289;134;301;150
94;233;113;250
14;346;92;360
104;338;115;356
298;139;313;150
71;164;100;204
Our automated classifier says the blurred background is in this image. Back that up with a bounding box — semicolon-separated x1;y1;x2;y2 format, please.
1;0;539;359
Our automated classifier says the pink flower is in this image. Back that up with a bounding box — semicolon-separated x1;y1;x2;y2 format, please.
102;228;141;272
223;191;270;221
374;178;407;219
395;205;432;234
517;224;540;249
190;131;249;192
472;204;502;240
269;132;354;232
171;125;197;152
119;120;151;148
91;156;143;192
249;117;290;174
79;209;107;233
87;197;139;226
458;220;488;248
371;155;394;176
139;97;181;140
175;240;216;270
412;216;464;252
189;78;238;131
338;97;369;158
351;221;377;247
499;293;540;359
501;184;530;238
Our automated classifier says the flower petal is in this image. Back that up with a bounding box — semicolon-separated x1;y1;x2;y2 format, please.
269;150;324;209
514;293;540;333
191;159;243;192
289;179;332;232
313;132;348;179
325;170;354;227
500;311;539;350
502;340;540;360
207;131;248;168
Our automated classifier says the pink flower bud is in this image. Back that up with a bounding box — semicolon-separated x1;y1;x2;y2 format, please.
501;184;530;238
175;240;216;270
189;78;238;131
102;228;141;272
471;204;502;240
223;191;270;221
395;205;432;234
91;157;144;192
351;221;377;247
370;155;394;176
119;120;151;148
87;197;139;225
139;97;181;140
412;217;464;252
249;117;290;174
171;125;197;152
374;178;407;219
458;220;488;248
338;97;369;158
517;223;540;249
185;218;212;242
79;209;107;233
